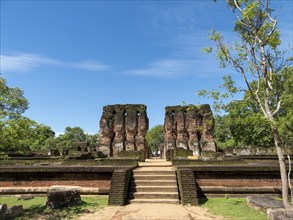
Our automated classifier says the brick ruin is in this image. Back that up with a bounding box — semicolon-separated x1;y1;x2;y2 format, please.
164;104;216;156
99;104;149;157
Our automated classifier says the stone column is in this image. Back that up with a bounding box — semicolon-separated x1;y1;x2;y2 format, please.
175;110;188;149
136;111;148;152
113;106;125;157
201;112;217;152
186;109;200;156
125;109;138;151
99;106;115;157
164;108;176;153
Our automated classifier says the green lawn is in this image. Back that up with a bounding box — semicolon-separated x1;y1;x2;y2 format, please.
0;195;108;220
200;198;268;220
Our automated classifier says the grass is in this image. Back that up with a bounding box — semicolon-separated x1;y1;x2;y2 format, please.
200;198;268;220
0;195;108;220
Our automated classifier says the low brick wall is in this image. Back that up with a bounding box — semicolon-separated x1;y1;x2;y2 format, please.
0;166;135;195
176;165;292;198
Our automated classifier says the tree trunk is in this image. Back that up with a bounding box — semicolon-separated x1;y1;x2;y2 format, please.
271;123;291;209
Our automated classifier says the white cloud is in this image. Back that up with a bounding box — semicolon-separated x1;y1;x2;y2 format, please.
126;59;194;77
125;57;223;78
0;52;110;73
70;61;109;71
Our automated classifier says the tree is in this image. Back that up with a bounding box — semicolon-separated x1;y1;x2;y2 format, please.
0;76;56;153
214;67;293;149
31;124;55;150
85;133;100;146
57;126;87;149
0;77;28;120
0;77;31;153
0;117;37;153
201;0;292;208
146;125;164;154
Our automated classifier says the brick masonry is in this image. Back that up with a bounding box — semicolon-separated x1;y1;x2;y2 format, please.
108;169;131;205
177;169;198;205
0;172;111;189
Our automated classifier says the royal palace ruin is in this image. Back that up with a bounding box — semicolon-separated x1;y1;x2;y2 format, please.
98;104;149;157
1;103;291;209
98;103;217;158
164;104;216;156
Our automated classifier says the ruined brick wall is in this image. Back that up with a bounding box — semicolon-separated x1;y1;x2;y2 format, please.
99;104;149;157
195;170;289;197
0;172;112;193
164;104;216;156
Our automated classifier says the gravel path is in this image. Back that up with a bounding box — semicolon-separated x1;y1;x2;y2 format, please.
79;203;225;220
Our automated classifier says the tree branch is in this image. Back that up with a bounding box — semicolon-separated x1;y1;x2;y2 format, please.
233;0;244;14
272;100;281;116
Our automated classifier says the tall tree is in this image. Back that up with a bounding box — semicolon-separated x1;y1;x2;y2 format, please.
202;0;292;208
146;125;164;154
0;76;55;153
57;126;87;149
0;77;28;120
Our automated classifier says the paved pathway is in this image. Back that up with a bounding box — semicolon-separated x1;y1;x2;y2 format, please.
79;204;224;220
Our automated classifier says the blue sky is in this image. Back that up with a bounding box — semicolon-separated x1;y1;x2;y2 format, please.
1;0;292;135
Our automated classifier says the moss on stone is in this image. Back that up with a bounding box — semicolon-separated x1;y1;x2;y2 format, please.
201;151;224;158
165;104;212;116
166;149;175;161
95;151;107;158
117;150;144;161
174;147;193;158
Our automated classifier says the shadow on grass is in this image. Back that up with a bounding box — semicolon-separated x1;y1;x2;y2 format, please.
17;201;100;220
198;197;208;205
196;182;208;205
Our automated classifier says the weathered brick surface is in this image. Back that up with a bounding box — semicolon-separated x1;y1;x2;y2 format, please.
108;169;131;205
195;172;288;187
177;169;198;205
0;172;111;189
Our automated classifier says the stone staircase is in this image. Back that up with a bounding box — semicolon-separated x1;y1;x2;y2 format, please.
128;158;179;204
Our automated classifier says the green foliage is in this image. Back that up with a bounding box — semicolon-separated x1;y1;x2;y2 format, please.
212;67;293;149
0;77;56;154
200;0;292;152
0;76;99;155
201;198;267;220
0;77;28;120
146;124;164;153
86;133;100;146
55;126;88;151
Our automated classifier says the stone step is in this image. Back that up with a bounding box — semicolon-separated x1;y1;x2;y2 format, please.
129;192;179;200
131;180;177;186
132;175;176;181
139;163;172;167
128;199;179;204
134;167;175;171
133;170;175;175
129;186;178;192
145;159;167;162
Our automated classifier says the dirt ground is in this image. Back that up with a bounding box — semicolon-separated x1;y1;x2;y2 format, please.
79;203;225;220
